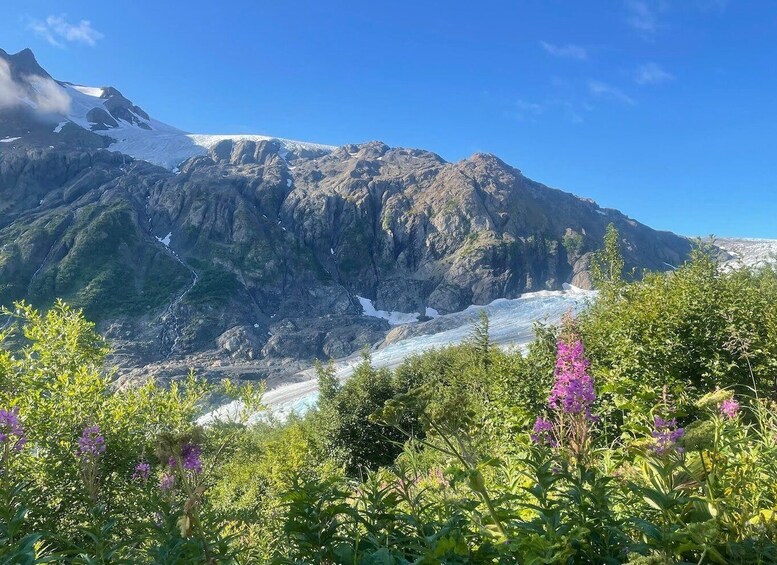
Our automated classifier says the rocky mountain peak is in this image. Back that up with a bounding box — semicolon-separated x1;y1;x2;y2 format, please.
0;47;52;81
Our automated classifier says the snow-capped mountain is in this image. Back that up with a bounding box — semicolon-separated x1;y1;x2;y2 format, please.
59;82;335;169
0;47;334;169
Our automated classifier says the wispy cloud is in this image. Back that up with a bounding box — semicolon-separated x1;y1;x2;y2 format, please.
0;59;71;113
0;60;22;109
624;0;727;37
588;80;636;105
635;62;673;85
506;99;544;122
540;41;588;60
624;0;661;35
28;15;104;48
504;96;588;124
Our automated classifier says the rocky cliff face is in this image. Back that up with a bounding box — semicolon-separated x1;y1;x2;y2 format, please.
0;48;692;383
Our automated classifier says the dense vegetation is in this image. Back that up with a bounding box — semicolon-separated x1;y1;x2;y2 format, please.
2;228;777;563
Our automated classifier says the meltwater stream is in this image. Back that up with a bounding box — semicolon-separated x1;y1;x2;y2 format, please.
201;287;594;424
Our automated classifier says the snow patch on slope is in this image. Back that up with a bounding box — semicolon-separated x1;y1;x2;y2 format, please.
71;85;105;98
356;296;421;325
156;232;172;247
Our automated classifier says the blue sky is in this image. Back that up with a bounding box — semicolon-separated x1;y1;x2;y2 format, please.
2;1;775;237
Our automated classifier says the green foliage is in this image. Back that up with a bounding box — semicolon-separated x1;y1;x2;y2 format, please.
0;301;259;562
262;251;777;563
470;310;491;367
184;262;240;306
312;352;420;474
4;247;777;563
580;246;777;429
591;222;625;291
562;231;584;257
27;204;191;319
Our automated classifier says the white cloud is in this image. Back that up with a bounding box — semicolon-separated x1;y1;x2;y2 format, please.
507;99;544;121
588;80;636;105
0;60;25;108
0;59;71;114
625;0;661;34
624;0;726;36
540;41;588;60
28;76;71;113
635;62;673;85
29;15;104;48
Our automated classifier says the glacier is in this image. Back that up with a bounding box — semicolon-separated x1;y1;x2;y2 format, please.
200;286;594;424
715;238;777;270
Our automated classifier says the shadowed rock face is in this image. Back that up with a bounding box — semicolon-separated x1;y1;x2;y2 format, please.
0;48;52;82
0;47;692;384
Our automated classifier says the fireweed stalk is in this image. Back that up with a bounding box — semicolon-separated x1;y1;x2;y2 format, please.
651;416;684;455
164;441;211;551
0;407;26;460
0;407;27;544
77;424;106;504
530;416;556;447
720;398;740;420
132;459;151;483
543;319;597;461
0;407;26;484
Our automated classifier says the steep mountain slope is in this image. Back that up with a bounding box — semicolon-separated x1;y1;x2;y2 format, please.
0;48;693;383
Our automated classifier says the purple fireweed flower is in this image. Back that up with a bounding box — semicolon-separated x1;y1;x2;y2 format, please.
159;473;175;491
180;443;203;473
132;460;151;482
530;416;557;447
651;416;684;455
0;407;26;451
77;425;106;459
720;398;740;419
549;339;596;419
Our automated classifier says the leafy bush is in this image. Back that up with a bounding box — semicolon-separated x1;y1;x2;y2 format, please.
0;301;260;562
3;234;777;563
581;244;777;431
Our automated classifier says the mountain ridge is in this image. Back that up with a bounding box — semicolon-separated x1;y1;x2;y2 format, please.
0;48;693;384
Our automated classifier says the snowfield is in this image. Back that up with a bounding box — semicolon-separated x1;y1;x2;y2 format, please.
356;296;422;325
56;83;335;169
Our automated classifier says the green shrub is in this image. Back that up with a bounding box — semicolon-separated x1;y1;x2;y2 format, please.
3;236;777;563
